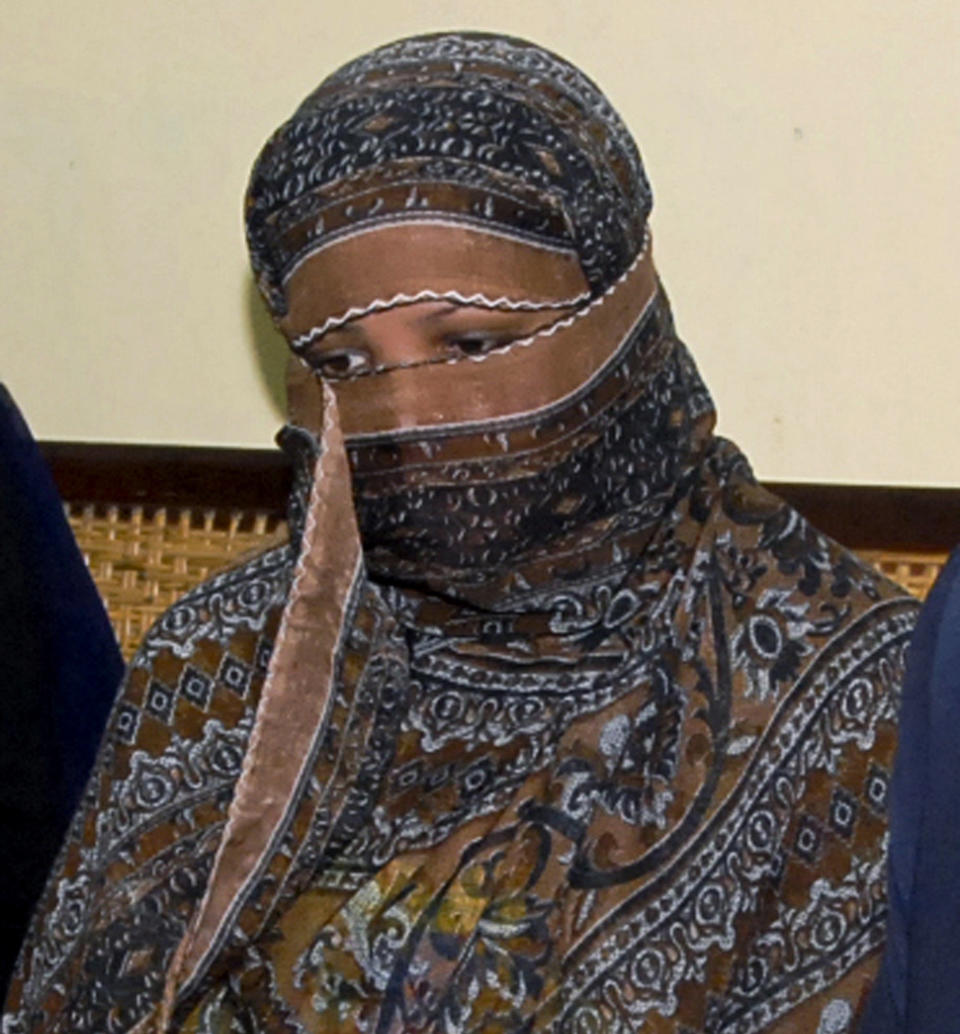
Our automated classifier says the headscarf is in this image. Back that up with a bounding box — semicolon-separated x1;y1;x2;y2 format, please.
4;33;916;1034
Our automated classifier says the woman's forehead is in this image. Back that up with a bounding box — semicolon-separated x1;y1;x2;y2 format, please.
278;222;591;354
325;299;531;332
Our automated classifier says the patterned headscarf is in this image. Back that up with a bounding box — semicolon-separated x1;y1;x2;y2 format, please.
4;32;916;1034
246;32;650;322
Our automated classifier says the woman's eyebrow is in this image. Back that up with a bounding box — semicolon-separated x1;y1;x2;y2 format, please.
319;321;366;343
416;302;469;323
417;303;527;326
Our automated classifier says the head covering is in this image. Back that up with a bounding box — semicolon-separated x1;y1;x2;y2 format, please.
246;32;650;324
4;32;916;1034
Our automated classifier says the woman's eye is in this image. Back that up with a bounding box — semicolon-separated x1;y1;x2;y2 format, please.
446;334;512;357
308;348;372;378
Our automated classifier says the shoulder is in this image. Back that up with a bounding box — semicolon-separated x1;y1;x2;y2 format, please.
715;473;919;611
130;539;296;670
2;542;298;1027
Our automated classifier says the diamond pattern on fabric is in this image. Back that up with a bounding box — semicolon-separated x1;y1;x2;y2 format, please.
793;814;823;864
829;787;858;839
218;654;252;698
144;680;175;724
179;666;214;711
254;637;274;674
865;764;890;815
114;703;141;745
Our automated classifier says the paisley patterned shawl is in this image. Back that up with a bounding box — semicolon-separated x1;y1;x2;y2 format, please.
4;32;917;1034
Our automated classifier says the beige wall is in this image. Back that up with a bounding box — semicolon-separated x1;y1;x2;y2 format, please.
2;1;957;485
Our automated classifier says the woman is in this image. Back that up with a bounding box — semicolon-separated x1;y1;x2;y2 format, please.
4;32;917;1033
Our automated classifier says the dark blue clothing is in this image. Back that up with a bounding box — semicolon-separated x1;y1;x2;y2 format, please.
0;386;124;992
862;548;960;1033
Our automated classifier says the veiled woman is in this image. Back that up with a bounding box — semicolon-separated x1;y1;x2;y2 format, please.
4;32;917;1034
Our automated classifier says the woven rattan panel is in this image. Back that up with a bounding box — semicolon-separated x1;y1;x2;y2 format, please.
67;505;286;658
66;504;947;660
859;550;948;604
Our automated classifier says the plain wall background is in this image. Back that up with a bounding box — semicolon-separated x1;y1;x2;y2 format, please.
2;0;957;485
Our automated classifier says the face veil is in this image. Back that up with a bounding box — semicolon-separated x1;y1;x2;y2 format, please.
248;31;707;588
3;32;917;1034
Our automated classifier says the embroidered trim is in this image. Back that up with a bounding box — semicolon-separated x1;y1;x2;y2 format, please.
161;386;364;1020
290;288;590;354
